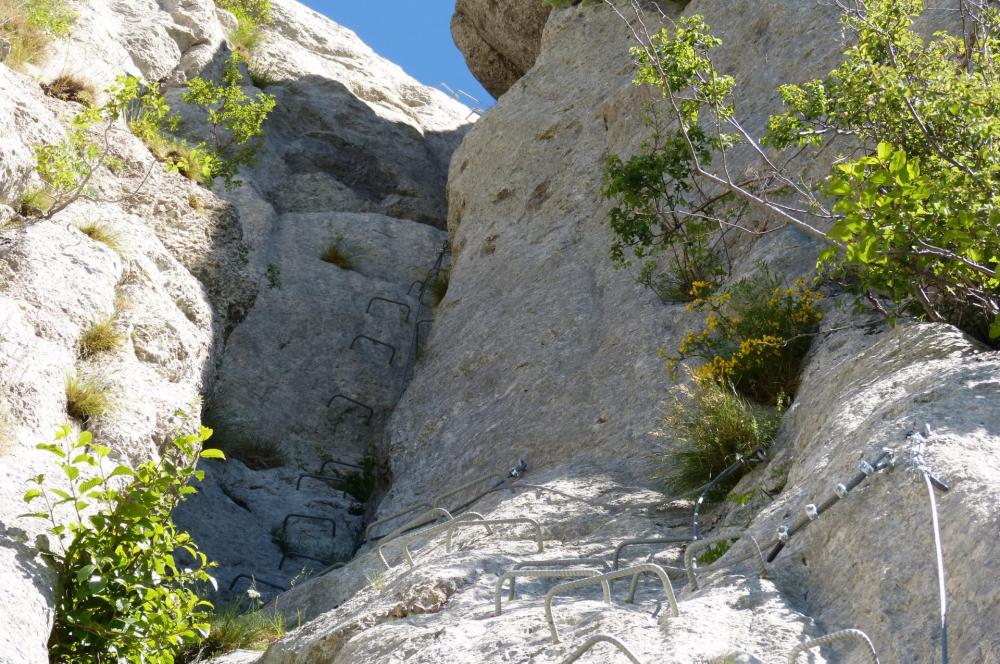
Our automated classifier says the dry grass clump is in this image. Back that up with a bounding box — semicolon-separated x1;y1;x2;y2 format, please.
320;241;353;270
654;379;784;499
75;220;122;252
78;315;124;359
65;373;116;422
19;188;54;216
41;73;96;104
0;0;76;69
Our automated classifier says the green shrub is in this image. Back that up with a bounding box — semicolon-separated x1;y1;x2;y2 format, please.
177;603;284;662
655;380;784;498
18;187;54;216
342;454;378;502
182;54;277;188
320;241;353;270
75;220;121;252
64;373;115;422
78;315;124;359
22;426;223;663
0;0;76;69
614;1;1000;342
214;0;272;57
664;266;824;404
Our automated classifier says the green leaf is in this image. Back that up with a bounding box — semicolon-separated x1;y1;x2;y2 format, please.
889;149;907;174
198;448;225;460
22;488;44;503
877;142;893;161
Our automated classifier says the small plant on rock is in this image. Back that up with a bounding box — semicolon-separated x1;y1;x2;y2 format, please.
64;372;115;422
654;378;784;498
75;220;121;252
177;599;284;662
214;0;272;59
320;240;353;270
427;271;450;308
22;425;223;663
664;266;824;404
78;315;124;359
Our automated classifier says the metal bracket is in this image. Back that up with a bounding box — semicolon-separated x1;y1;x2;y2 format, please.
444;517;545;555
296;472;348;496
326;394;374;425
350;335;396;365
377;512;489;570
545;564;680;643
561;635;643;664
612;536;693;571
366;297;411;321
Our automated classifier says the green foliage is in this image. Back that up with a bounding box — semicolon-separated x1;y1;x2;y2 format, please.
215;0;271;26
182;54;277;188
19;187;54;216
320;240;353;270
78;315;125;359
266;263;281;289
654;380;784;498
614;1;1000;341
0;0;76;68
696;538;734;565
22;426;223;663
64;373;116;422
665;267;824;404
75;220;122;252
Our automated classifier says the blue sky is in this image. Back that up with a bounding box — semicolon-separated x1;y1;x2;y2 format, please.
301;1;495;109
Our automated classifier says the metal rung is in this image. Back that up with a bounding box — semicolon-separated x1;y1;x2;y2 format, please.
445;517;545;555
365;502;433;542
327;394;374;425
319;458;363;474
228;574;288;593
545;564;680;644
350;335;396;365
366;296;411;321
788;629;880;664
377;512;489;570
612;536;693;571
378;507;460;548
495;568;609;616
561;635;643;664
296;473;348;496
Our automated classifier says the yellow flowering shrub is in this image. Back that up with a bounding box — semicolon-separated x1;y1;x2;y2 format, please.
664;266;824;403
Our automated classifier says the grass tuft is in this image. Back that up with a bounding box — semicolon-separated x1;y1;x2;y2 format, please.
177;604;285;663
78;315;124;359
41;73;96;104
654;379;784;499
65;373;116;422
19;188;54;217
427;271;450;307
75;220;122;252
0;0;76;69
319;241;353;270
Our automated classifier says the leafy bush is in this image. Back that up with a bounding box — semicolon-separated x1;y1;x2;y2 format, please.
182;54;277;188
320;240;353;270
75;220;122;252
654;379;784;498
64;373;116;422
78;315;124;359
664;267;824;404
22;426;223;663
0;0;76;69
613;0;1000;341
41;73;97;105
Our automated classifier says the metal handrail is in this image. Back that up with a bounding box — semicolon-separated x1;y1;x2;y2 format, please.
377;507;458;547
364;502;433;542
407;280;424;295
444;517;545;555
366;296;411;321
228;574;288;593
788;629;880;663
350;335;396;365
561;635;643;664
326;394;374;425
545;564;680;644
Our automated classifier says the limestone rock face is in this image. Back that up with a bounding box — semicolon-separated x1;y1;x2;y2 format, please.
0;0;470;660
451;0;552;98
